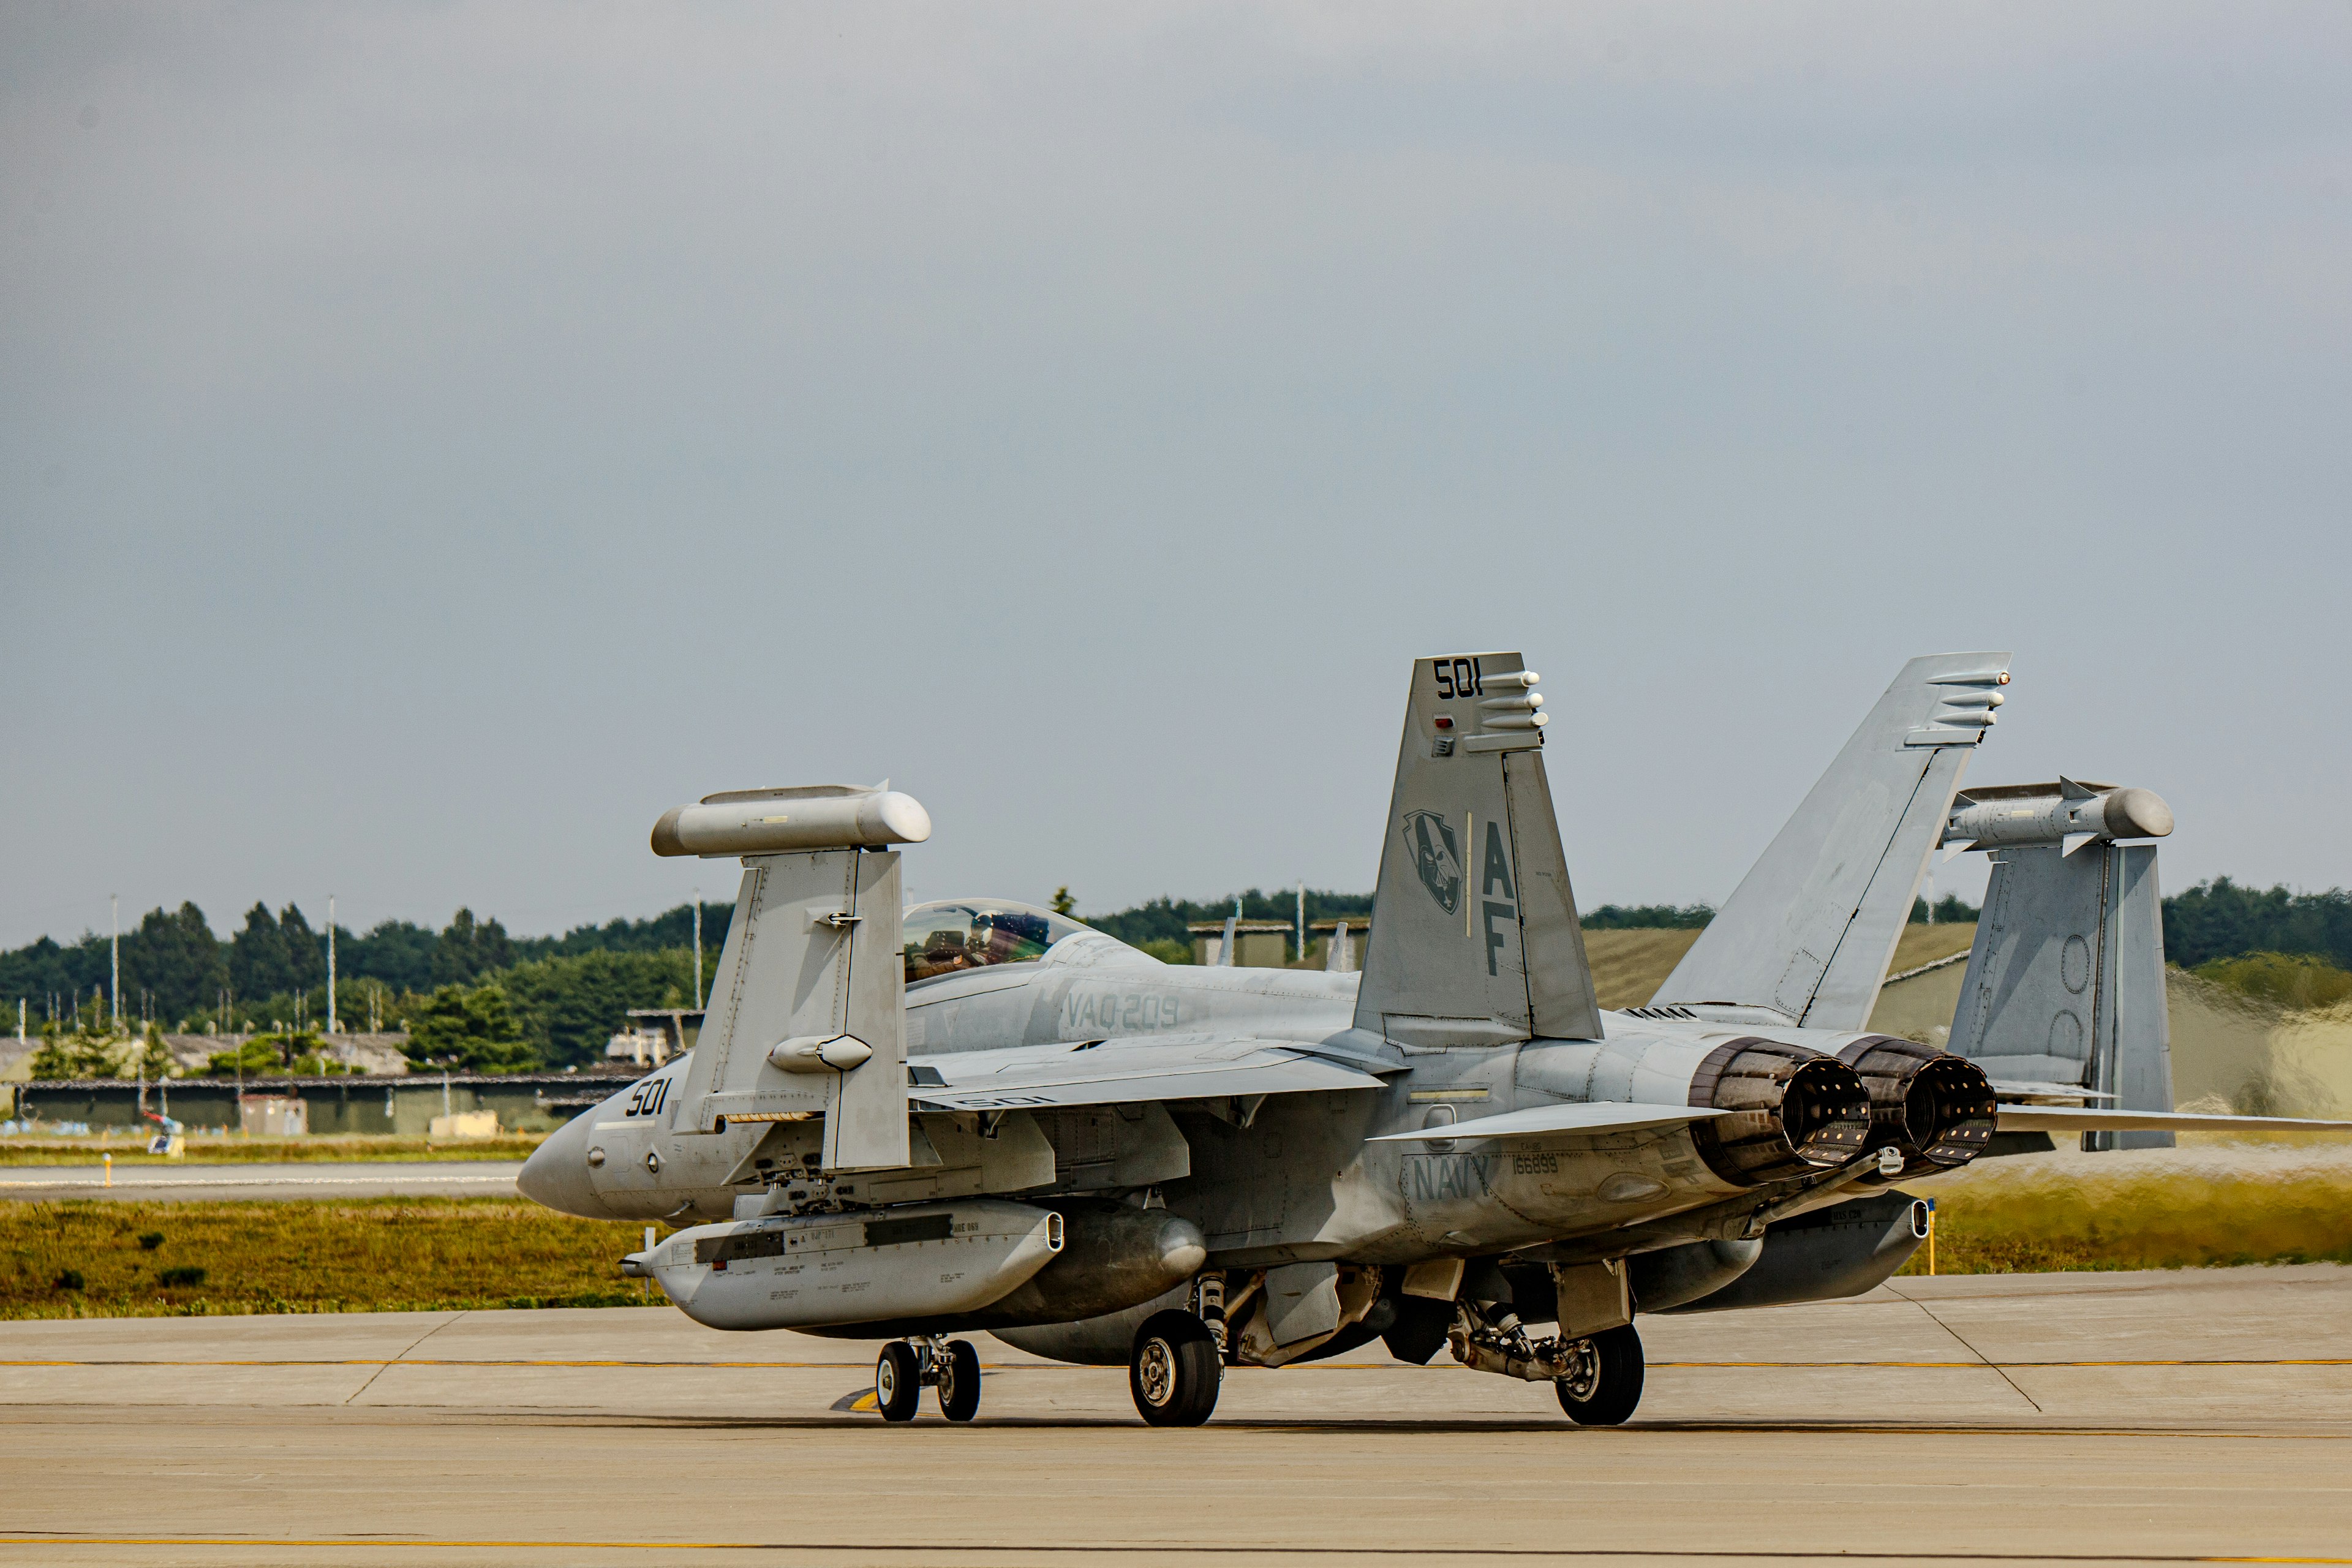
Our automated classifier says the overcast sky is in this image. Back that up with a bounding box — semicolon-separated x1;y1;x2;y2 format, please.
4;2;2348;950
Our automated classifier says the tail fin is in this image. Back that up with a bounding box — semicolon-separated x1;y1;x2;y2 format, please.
1354;653;1602;1046
665;786;919;1172
1651;652;2011;1030
1949;837;2175;1150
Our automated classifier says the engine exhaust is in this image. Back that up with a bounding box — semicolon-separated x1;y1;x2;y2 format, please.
1836;1036;1998;1170
1686;1039;1872;1186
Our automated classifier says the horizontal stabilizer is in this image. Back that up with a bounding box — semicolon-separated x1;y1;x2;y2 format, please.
1371;1101;1730;1143
908;1036;1385;1112
1989;1080;2117;1103
1995;1105;2352;1135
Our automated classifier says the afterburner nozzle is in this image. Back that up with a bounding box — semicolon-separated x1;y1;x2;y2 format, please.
1836;1036;1998;1172
1686;1039;1873;1186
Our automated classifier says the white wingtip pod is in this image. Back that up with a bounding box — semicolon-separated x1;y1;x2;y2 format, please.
651;785;932;858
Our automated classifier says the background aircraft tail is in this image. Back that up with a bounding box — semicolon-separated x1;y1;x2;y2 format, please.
1649;652;2011;1031
1947;819;2176;1150
1353;653;1602;1046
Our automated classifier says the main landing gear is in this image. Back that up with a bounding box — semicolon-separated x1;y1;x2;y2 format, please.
1449;1298;1648;1427
1551;1324;1645;1427
1129;1310;1222;1427
876;1336;982;1423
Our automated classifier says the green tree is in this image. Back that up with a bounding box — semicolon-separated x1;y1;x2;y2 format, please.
276;903;326;994
229;903;296;1000
403;984;539;1073
206;1036;287;1076
498;948;696;1068
119;903;227;1021
30;1020;121;1079
1052;886;1076;917
433;909;513;987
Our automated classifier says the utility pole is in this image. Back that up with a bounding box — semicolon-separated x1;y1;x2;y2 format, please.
110;895;119;1031
692;892;703;1010
327;894;338;1035
1296;881;1305;965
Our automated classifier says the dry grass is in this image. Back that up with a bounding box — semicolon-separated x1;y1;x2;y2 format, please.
1900;1139;2352;1275
1886;922;1977;974
1578;924;1978;1012
0;1198;652;1318
1581;929;1703;1009
0;1134;546;1166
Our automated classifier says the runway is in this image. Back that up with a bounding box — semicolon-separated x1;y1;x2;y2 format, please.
0;1161;523;1201
1;1264;2346;1565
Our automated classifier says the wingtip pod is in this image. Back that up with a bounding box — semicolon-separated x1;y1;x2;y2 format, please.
2103;786;2174;840
650;788;931;858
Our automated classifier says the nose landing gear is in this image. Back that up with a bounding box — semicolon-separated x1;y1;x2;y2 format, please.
875;1336;984;1423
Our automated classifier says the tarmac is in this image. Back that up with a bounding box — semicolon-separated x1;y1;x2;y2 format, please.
1;1264;2347;1566
0;1161;524;1201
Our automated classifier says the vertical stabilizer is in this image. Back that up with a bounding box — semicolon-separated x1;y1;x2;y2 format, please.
1949;841;2174;1149
1354;653;1602;1045
1651;652;2010;1030
669;836;913;1172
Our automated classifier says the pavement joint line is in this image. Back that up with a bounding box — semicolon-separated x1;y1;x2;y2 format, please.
344;1310;464;1406
1883;1281;2046;1414
0;1540;2343;1562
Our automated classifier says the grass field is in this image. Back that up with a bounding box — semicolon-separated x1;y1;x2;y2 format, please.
0;1134;547;1166
1899;1137;2352;1275
5;1137;2346;1319
0;1197;647;1318
1578;924;1980;1011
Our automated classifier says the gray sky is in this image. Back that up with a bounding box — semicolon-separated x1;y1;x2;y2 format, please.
5;2;2348;950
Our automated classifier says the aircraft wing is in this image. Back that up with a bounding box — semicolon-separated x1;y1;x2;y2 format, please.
1994;1104;2352;1135
1370;1101;1731;1143
907;1035;1388;1112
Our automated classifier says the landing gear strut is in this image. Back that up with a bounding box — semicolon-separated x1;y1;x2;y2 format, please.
1449;1299;1648;1426
875;1336;983;1423
1129;1310;1221;1427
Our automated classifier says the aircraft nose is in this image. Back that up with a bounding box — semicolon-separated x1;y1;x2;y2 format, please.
518;1112;608;1218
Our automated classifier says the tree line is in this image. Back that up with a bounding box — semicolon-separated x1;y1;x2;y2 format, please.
10;876;2346;1077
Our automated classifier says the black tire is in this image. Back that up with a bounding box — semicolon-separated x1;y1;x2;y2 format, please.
938;1340;981;1422
1380;1294;1453;1366
1554;1323;1645;1427
875;1341;921;1423
1129;1311;1221;1427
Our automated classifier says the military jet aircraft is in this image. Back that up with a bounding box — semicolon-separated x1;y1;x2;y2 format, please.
519;651;2348;1427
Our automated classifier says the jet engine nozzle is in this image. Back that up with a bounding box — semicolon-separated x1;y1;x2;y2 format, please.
1686;1039;1873;1186
1836;1036;1999;1172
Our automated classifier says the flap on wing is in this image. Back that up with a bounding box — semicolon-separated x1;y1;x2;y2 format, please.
1996;1105;2352;1134
908;1036;1387;1112
1371;1101;1728;1143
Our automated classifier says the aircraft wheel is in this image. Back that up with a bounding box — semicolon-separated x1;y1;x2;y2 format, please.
875;1341;921;1423
1554;1323;1645;1427
938;1340;982;1422
1129;1311;1221;1427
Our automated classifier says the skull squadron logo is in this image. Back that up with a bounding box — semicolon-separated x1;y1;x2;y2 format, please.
1401;810;1463;915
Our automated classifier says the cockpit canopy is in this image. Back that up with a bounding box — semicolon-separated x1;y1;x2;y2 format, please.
903;900;1093;984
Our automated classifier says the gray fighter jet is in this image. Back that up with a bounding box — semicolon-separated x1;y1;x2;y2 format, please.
519;652;2347;1426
